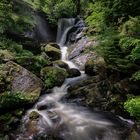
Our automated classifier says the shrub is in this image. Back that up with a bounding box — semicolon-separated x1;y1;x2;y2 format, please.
124;97;140;123
0;91;29;109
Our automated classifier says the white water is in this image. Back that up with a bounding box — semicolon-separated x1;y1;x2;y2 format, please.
17;18;130;140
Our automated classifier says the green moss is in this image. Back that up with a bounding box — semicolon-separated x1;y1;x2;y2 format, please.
41;67;67;89
124;96;140;123
0;113;18;125
130;70;140;81
12;109;24;117
0;91;31;109
29;111;40;120
53;60;69;69
44;45;61;61
44;45;60;53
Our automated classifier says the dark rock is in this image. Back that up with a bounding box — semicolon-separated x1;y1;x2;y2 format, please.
67;76;127;116
53;60;69;69
43;44;61;61
67;68;81;78
37;104;48;110
49;43;60;49
85;59;95;76
128;124;140;140
85;56;106;76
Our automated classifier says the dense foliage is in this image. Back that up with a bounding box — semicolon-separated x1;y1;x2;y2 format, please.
85;0;140;122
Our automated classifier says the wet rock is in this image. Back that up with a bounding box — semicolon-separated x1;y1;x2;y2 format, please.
37;104;48;110
49;43;60;49
29;111;40;120
40;66;68;89
67;76;127;116
68;37;93;59
44;44;61;61
53;60;69;70
67;68;81;78
72;53;93;70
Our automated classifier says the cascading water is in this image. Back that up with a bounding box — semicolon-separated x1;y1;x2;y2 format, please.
16;18;132;140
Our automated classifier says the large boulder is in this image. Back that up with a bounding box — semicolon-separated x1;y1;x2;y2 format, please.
44;44;61;61
67;76;127;116
40;66;68;89
85;56;106;76
0;61;43;109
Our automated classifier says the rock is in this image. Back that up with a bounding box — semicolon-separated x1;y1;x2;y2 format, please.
67;77;106;107
44;44;61;61
69;38;88;59
128;125;140;140
0;61;42;109
15;54;51;76
67;76;127;115
85;59;95;76
49;43;60;49
29;111;40;120
68;37;96;59
53;60;69;69
67;68;81;78
37;104;48;110
85;56;106;76
40;66;68;89
72;53;94;70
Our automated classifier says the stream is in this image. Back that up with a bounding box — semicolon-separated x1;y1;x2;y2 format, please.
16;18;132;140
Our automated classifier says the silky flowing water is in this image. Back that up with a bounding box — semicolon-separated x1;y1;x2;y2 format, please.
16;18;132;140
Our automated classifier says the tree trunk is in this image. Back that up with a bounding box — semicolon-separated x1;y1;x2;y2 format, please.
76;0;81;15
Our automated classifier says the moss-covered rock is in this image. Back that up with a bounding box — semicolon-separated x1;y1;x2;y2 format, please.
0;50;15;62
67;68;81;78
53;60;69;69
29;111;40;120
0;61;43;109
85;56;106;76
41;66;67;89
67;76;126;115
44;44;61;61
49;42;60;49
85;60;95;76
15;54;51;76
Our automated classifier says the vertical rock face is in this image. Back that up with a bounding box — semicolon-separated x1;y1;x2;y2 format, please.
3;61;43;103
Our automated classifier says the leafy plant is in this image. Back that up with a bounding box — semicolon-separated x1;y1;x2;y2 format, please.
130;70;140;82
0;91;29;109
124;97;140;123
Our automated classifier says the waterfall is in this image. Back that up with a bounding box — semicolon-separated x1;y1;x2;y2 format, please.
15;18;131;140
56;18;75;46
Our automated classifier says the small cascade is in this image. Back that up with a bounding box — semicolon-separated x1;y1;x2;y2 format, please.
15;18;132;140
